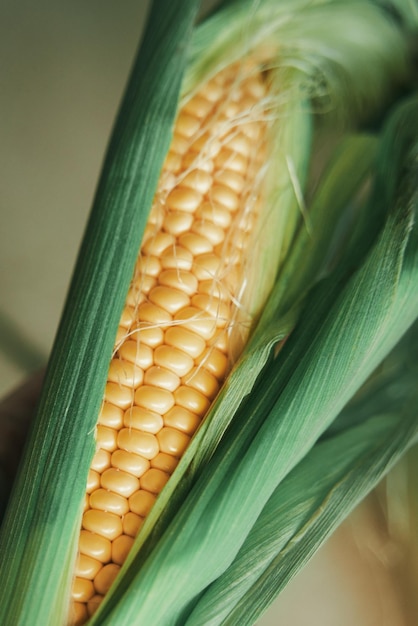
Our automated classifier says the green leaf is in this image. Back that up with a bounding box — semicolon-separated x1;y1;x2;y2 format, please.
0;2;201;625
186;321;418;625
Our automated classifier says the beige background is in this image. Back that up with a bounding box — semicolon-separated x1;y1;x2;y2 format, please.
0;2;406;624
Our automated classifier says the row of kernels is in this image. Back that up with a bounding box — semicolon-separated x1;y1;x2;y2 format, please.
115;324;229;388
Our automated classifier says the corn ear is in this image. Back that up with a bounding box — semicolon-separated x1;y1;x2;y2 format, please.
0;2;416;626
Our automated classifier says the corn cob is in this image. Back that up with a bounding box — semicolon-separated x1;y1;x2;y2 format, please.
69;60;271;624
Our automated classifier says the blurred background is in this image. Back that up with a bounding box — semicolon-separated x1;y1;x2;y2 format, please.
0;1;408;624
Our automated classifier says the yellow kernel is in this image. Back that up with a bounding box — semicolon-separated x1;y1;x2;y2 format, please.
117;428;159;460
115;326;127;346
79;531;111;563
181;169;212;194
241;121;262;140
94;563;120;595
135;326;164;348
192;220;225;246
142;232;175;257
213;330;228;352
112;534;135;566
179;232;213;255
119;306;136;329
215;149;248;173
108;359;144;389
140;468;170;494
151;452;179;474
123;512;144;538
135;385;175;414
91;449;111;473
123;285;144;311
210;184;239;211
221;100;240;119
84;493;89;513
98;403;124;429
129;489;156;517
202;80;223;102
215;170;246;193
170;133;189;155
244;75;266;98
192;253;222;281
197;202;232;228
183;95;213;118
174;307;217;340
196;347;229;380
72;577;95;603
144;366;180;392
158;269;198;296
198;279;229;301
89;489;129;516
176;112;200;138
163;210;194;236
166;187;202;213
174;385;211;415
157;427;191;457
96;425;118;452
149;285;190;314
137;302;172;328
101;468;140;498
75;554;102;580
154;345;194;377
87;595;103;618
82;510;123;541
161;245;193;271
182;151;214;172
71;601;88;625
136;254;161;277
104;383;134;410
164;405;201;435
225;132;251;156
183;367;220;400
165;326;206;359
141;223;160;246
147;202;165;226
222;264;241;291
118;341;153;370
192;294;230;327
86;470;100;494
163;151;181;173
124;406;163;434
111;449;150;478
190;133;221;157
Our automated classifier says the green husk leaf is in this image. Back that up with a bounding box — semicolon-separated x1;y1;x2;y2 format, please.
186;322;418;624
0;2;201;625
